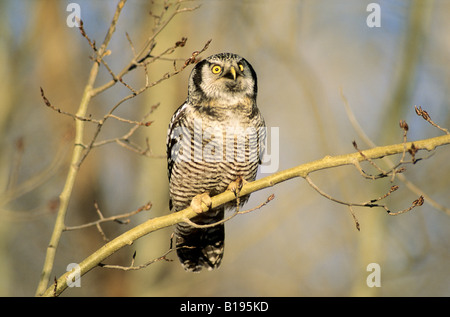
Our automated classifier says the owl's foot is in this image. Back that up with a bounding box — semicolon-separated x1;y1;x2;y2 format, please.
190;193;212;214
227;176;248;196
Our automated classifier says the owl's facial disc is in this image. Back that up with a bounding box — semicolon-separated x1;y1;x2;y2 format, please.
210;63;241;82
188;53;257;103
211;62;248;94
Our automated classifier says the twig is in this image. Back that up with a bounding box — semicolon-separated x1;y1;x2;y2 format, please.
91;1;203;97
388;196;424;215
305;175;423;216
352;140;389;179
41;88;154;127
64;201;151;242
78;19;97;52
238;194;275;214
415;105;449;135
99;249;174;271
351;120;416;183
76;40;211;167
348;206;360;231
342;94;450;215
305;175;387;210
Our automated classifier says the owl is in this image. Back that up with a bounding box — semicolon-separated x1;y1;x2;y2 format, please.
167;52;265;272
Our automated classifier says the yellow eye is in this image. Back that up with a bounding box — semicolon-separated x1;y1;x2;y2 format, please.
238;63;244;72
211;65;222;74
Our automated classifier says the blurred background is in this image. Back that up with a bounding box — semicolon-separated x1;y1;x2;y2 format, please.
1;0;449;296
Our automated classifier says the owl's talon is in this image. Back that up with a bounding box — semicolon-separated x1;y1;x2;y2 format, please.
190;193;212;214
227;176;247;196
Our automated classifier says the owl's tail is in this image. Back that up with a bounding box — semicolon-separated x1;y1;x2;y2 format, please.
174;209;224;272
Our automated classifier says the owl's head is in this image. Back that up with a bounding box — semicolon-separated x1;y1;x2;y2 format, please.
187;53;257;104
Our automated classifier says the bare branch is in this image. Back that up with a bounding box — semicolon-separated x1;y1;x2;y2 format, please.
35;0;129;296
415;105;449;135
388;195;424;215
91;1;204;97
99;249;174;271
352;140;390;179
342;95;450;216
63;201;151;242
305;175;424;219
76;39;211;167
238;194;275;215
78;19;97;52
348;206;360;231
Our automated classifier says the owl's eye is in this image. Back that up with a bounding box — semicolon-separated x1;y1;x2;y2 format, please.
211;65;222;74
238;63;244;72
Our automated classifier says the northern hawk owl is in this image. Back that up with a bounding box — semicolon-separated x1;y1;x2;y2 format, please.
167;52;265;272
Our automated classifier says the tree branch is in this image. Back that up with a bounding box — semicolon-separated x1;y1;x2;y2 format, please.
42;133;450;296
34;0;127;297
341;90;450;215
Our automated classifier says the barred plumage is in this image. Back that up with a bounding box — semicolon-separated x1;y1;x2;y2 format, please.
167;53;265;272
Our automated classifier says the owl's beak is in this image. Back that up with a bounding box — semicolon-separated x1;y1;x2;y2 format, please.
229;66;237;81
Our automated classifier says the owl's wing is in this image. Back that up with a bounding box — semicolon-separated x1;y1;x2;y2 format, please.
166;103;188;181
258;116;266;165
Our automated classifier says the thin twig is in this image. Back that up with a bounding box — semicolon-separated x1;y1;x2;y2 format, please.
305;175;386;209
42;88;154;127
342;94;450;215
305;175;422;216
238;194;275;214
99;249;174;271
76;40;211;167
388;196;424;215
348;206;360;231
352;140;389;179
415;105;449;135
78;19;97;52
64;201;151;232
91;1;203;97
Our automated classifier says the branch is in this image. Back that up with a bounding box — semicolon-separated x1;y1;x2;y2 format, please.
76;40;210;166
63;201;152;241
341;90;450;215
91;0;203;97
98;249;174;271
35;0;127;297
42;133;450;296
415;105;449;135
